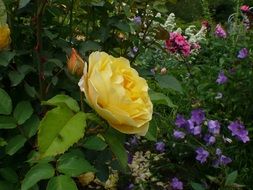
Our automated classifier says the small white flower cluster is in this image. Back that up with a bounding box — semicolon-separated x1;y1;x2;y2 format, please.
128;151;152;183
161;13;177;32
185;24;208;44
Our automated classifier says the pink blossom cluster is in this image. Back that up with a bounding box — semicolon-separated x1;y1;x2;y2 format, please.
165;32;191;57
240;5;250;12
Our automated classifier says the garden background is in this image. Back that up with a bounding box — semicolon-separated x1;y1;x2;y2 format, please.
0;0;253;189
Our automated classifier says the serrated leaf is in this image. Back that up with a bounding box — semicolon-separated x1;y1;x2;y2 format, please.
57;150;96;177
13;101;33;125
38;106;86;158
5;135;26;155
82;136;107;151
149;91;176;108
42;95;80;112
156;75;183;93
0;88;12;115
191;182;205;190
103;128;127;172
225;171;238;186
21;163;55;190
0;116;17;129
19;0;31;9
0;51;15;67
46;175;78;190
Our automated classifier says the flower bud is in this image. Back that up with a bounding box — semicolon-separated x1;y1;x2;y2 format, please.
0;24;10;50
67;48;85;76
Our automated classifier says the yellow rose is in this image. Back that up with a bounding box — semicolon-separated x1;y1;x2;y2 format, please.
0;24;10;50
79;52;153;135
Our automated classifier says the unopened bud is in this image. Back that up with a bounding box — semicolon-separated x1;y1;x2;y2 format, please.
0;24;11;50
67;48;86;76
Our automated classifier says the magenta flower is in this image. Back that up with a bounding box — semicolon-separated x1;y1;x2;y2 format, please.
228;121;250;143
237;48;248;59
216;71;228;84
196;147;209;163
240;5;250;12
215;24;227;38
171;177;183;190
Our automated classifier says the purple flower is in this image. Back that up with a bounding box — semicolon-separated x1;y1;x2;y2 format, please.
173;130;186;139
133;16;142;25
216;71;228;84
129;136;138;145
127;152;133;164
215;24;227;38
192;126;202;136
204;134;216;145
126;183;134;190
219;155;232;165
155;141;165;152
186;119;195;132
191;109;205;125
175;114;188;128
132;46;138;53
228;121;250;143
196;147;209;163
208;120;220;135
216;148;222;156
171;177;183;190
237;48;248;59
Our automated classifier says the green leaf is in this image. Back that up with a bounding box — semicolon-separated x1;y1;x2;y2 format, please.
149;91;176;108
57;150;96;177
19;0;31;9
80;41;101;54
0;116;17;129
5;135;26;155
115;21;131;32
145;120;157;141
8;71;25;86
0;88;12;115
191;182;205;190
46;175;78;190
82;136;107;151
0;51;15;67
153;1;168;13
0;138;7;147
13;101;33;125
225;171;238;186
38;106;86;158
103;128;127;172
21;163;55;190
23;115;40;138
156;75;183;93
24;83;37;98
42;95;80;112
0;181;14;190
0;167;19;183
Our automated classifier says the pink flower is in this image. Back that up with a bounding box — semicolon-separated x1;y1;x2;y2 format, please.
165;32;191;57
240;5;250;12
215;24;227;38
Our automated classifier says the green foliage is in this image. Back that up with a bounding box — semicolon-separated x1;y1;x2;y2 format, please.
21;163;55;190
46;175;78;190
0;88;12;115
